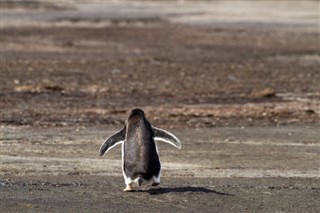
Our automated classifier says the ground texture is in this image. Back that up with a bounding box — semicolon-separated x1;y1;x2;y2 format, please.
1;1;319;212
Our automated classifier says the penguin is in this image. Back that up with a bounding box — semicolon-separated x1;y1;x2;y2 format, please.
99;108;181;192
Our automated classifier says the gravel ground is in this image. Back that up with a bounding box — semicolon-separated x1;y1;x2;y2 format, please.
1;1;319;212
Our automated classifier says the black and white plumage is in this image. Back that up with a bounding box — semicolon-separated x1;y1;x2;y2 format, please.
99;108;181;191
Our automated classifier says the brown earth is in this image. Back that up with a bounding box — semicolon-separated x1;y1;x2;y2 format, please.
1;1;320;212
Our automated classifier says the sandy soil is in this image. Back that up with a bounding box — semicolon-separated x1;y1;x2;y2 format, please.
1;1;320;212
1;126;319;212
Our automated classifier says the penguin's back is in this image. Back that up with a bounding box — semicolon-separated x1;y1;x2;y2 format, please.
123;113;160;181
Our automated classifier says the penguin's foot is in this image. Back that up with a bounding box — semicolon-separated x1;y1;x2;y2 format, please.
124;183;134;192
151;182;160;187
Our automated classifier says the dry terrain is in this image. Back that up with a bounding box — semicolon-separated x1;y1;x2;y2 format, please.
1;1;319;212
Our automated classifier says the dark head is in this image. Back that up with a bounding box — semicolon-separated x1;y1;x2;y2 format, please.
129;108;145;118
126;108;151;137
127;108;145;125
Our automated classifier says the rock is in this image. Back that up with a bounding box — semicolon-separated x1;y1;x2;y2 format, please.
253;88;276;98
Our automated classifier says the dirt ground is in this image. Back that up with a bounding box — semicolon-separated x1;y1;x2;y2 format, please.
1;1;320;212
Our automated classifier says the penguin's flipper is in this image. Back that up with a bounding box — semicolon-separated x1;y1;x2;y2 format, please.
99;127;126;156
153;127;181;149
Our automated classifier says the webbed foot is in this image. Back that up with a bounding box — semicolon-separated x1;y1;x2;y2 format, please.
151;182;160;187
124;183;134;192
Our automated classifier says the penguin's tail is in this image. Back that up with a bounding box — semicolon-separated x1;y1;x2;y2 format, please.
137;177;143;187
134;174;144;186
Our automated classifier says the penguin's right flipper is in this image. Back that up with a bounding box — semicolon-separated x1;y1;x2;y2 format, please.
153;127;182;149
99;127;126;156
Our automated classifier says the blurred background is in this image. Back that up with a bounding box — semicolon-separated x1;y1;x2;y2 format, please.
1;1;320;212
1;0;319;128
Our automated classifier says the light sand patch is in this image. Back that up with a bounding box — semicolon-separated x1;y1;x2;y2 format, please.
1;155;319;178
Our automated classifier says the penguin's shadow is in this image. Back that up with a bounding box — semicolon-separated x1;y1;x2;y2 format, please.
141;186;231;195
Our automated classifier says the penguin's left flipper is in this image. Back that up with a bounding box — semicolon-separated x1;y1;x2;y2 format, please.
99;127;126;156
153;127;181;149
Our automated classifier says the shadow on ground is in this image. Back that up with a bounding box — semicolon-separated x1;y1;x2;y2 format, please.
143;186;231;195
